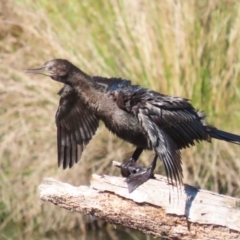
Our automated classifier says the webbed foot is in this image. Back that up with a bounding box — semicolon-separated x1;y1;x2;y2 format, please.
120;158;144;177
122;154;158;193
126;167;154;193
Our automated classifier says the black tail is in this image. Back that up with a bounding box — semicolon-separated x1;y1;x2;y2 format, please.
207;127;240;144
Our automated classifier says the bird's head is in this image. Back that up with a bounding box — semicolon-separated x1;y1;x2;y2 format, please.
25;59;74;83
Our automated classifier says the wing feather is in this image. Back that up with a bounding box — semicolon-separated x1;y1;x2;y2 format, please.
138;109;183;185
115;86;209;149
56;85;99;169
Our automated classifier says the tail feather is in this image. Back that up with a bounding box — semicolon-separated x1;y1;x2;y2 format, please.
207;127;240;144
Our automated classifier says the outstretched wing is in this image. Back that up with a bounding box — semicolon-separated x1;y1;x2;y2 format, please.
56;85;99;169
113;86;210;185
115;86;210;149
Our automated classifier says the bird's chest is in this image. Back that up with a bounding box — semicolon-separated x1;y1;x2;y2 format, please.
97;101;149;148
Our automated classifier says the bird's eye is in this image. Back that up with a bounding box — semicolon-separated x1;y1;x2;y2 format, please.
48;66;53;70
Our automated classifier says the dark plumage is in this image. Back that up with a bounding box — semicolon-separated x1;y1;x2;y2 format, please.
26;59;240;192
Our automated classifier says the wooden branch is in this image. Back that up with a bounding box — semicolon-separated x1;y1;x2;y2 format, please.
39;162;240;240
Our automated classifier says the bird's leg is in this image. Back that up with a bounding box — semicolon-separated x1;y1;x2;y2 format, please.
126;154;158;193
120;147;143;177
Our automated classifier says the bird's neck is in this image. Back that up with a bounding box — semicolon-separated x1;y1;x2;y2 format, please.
65;68;91;86
68;70;103;108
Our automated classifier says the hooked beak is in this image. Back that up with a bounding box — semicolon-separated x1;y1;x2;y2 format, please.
25;67;54;77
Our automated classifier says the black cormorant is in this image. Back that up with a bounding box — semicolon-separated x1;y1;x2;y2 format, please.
26;59;240;192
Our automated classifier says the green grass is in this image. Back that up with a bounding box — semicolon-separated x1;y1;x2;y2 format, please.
1;0;240;237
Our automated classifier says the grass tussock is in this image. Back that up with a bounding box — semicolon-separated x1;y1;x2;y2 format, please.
1;0;240;237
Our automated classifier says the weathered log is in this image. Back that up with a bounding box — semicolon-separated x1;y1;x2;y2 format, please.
39;162;240;240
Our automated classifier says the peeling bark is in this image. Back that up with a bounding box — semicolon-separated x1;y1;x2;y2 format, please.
39;162;240;239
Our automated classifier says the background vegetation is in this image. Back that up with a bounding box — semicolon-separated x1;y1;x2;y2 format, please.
1;0;240;239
